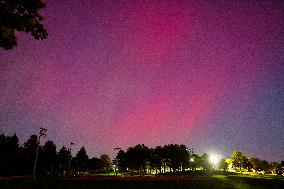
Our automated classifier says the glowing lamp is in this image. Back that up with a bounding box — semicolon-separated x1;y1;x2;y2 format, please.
209;154;220;165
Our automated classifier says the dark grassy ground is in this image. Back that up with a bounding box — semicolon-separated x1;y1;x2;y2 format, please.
0;175;284;189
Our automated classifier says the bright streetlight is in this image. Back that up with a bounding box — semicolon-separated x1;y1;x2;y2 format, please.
209;154;221;169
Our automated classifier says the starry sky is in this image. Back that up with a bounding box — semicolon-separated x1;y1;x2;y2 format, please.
0;0;283;162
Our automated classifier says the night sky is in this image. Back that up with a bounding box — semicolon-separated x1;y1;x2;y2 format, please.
0;0;283;161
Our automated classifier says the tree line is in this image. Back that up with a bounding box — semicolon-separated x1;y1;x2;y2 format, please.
0;133;283;178
115;147;283;175
114;144;228;174
0;134;112;178
228;150;283;175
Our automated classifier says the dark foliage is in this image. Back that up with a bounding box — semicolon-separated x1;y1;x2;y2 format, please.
0;0;47;50
0;134;20;175
0;133;281;178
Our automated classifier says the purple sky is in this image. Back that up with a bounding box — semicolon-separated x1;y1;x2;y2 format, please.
0;0;283;161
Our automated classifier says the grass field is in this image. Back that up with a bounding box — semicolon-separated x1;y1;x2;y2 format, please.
1;174;284;189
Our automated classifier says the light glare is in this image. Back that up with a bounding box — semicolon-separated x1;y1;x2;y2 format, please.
209;154;219;165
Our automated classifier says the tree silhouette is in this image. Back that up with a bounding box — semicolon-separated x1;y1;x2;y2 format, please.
22;135;38;175
150;146;163;174
40;140;57;178
57;146;71;176
231;150;246;172
162;144;189;172
260;160;269;173
0;132;282;176
100;154;112;172
88;157;104;174
248;157;263;172
268;162;281;174
0;0;48;50
201;153;211;170
116;150;127;172
75;147;89;173
218;158;228;171
192;154;203;171
0;134;20;175
126;144;151;174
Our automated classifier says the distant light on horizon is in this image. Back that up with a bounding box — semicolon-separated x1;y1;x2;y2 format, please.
209;154;221;165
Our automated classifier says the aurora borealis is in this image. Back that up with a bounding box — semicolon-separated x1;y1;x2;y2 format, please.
0;0;283;161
